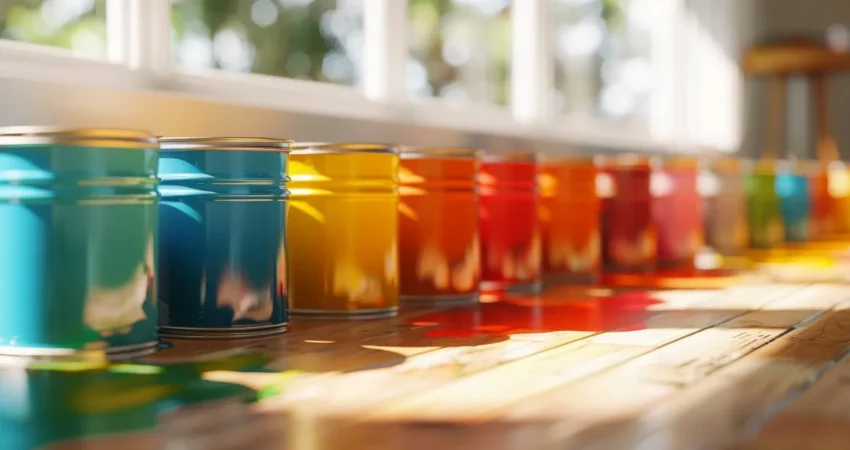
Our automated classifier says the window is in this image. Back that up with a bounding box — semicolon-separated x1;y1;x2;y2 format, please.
407;0;511;106
552;0;653;123
171;0;364;86
0;0;107;58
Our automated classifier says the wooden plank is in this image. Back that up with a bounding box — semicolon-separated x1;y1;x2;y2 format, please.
357;285;812;422
247;288;748;418
635;295;850;450
736;323;850;450
495;285;850;450
235;286;802;450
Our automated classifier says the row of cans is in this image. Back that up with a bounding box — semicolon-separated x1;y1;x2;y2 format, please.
0;126;846;360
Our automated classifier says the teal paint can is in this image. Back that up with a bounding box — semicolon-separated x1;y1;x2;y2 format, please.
157;137;291;339
0;127;160;360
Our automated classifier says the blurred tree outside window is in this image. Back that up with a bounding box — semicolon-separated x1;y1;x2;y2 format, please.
407;0;511;106
171;0;364;86
553;0;653;123
0;0;107;59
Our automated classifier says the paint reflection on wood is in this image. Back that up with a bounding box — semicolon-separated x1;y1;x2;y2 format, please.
746;160;784;249
0;127;159;359
157;138;290;339
653;157;703;266
703;158;749;255
478;151;542;293
600;155;657;271
538;156;600;283
776;161;812;243
398;149;480;304
287;143;400;317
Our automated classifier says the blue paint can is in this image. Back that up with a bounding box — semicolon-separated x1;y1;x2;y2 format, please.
157;137;291;339
0;127;160;360
776;160;812;243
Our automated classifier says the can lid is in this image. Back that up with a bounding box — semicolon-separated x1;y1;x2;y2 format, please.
707;156;747;172
160;137;292;152
0;126;157;149
597;153;653;168
661;156;699;168
291;142;398;155
537;152;595;164
480;150;536;163
400;147;479;159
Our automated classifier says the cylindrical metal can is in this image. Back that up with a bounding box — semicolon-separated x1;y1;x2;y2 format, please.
776;160;812;243
538;155;600;284
652;157;704;266
745;160;784;249
157;137;291;339
828;161;850;234
0;127;159;359
478;151;542;294
398;148;480;305
809;162;832;239
600;154;657;271
703;158;749;255
288;143;400;317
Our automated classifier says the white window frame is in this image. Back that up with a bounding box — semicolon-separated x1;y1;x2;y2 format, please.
0;0;749;154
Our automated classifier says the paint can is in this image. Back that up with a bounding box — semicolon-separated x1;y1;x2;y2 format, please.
776;159;812;243
828;161;850;235
0;127;159;359
703;157;749;255
653;157;704;266
479;151;542;294
158;137;291;339
287;143;400;318
745;160;784;249
808;161;832;239
599;154;657;271
399;148;480;305
538;155;600;284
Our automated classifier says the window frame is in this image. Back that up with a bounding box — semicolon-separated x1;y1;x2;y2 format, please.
0;0;745;154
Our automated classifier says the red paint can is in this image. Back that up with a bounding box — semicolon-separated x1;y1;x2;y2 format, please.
653;157;704;266
479;151;542;294
600;154;657;271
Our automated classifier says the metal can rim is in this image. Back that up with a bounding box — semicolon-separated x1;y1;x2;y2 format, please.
537;152;595;164
596;153;653;167
159;137;293;152
0;126;158;149
480;150;537;163
291;142;399;155
400;147;479;159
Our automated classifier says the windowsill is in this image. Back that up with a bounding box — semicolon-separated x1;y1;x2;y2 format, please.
0;39;676;154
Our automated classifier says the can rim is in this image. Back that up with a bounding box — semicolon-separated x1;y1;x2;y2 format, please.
0;126;158;149
597;153;653;167
160;137;292;152
707;156;746;171
400;147;479;159
480;150;537;163
661;155;700;168
291;142;399;155
537;152;595;164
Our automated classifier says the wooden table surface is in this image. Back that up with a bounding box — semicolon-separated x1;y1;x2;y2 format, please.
6;267;850;450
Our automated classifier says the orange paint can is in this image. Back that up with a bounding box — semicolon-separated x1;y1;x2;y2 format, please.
398;148;480;304
538;155;600;284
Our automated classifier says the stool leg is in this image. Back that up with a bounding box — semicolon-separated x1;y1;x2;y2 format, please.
763;75;787;160
812;74;840;162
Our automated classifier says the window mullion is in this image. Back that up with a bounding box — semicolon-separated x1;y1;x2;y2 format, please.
511;0;552;124
123;0;171;74
363;0;408;105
